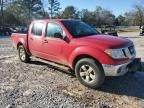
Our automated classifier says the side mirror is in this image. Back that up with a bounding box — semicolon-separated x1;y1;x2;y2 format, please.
54;33;63;39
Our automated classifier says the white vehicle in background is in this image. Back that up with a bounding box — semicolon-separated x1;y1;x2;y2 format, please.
140;26;144;36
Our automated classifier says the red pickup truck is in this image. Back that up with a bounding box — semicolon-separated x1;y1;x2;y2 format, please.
11;19;138;88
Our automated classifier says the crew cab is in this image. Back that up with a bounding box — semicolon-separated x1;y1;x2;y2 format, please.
11;19;139;88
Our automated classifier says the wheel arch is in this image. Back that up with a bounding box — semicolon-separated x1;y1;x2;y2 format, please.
17;42;31;56
72;54;103;71
17;42;23;50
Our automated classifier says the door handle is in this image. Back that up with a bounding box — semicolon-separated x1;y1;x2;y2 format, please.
43;39;48;43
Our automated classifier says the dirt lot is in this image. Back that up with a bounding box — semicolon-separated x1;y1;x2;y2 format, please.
0;32;144;108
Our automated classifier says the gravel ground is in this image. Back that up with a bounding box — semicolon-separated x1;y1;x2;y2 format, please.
0;33;144;108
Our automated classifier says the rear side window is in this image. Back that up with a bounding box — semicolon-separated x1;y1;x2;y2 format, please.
31;22;43;36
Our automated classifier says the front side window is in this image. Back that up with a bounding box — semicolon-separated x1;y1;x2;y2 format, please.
46;22;64;38
31;22;43;36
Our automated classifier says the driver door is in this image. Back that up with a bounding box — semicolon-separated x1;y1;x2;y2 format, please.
41;22;68;64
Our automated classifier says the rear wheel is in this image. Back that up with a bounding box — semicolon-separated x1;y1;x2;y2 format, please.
18;45;30;63
75;58;105;89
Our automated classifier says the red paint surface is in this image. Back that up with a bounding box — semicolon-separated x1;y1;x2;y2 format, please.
11;19;133;68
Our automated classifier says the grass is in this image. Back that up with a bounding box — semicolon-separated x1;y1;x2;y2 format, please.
96;27;139;33
116;28;139;33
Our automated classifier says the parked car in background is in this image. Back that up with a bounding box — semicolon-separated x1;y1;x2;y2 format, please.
16;26;28;34
0;26;19;36
100;25;118;36
11;19;141;89
0;26;12;36
140;26;144;36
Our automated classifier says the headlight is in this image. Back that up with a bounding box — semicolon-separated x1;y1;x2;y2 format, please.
105;49;125;59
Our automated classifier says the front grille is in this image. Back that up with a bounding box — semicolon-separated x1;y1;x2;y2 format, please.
121;45;135;58
122;49;127;57
128;46;135;55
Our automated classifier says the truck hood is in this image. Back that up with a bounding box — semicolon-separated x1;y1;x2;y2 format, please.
72;34;132;50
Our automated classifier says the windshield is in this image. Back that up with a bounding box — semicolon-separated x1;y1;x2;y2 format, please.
62;20;99;38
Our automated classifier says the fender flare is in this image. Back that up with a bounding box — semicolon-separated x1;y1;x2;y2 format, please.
17;38;31;55
68;46;113;68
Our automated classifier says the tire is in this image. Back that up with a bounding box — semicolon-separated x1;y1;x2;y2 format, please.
75;58;105;89
18;45;30;63
139;33;143;36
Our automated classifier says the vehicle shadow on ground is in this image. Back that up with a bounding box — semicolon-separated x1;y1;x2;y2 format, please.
29;60;75;77
100;62;144;99
99;72;144;99
29;60;144;99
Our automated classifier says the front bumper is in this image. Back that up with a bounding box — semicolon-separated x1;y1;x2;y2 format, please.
102;58;141;76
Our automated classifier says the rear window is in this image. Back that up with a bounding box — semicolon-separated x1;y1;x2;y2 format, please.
31;23;43;36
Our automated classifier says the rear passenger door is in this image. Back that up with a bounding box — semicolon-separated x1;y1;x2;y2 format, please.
29;22;44;57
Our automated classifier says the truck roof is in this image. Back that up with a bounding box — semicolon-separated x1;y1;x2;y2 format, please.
32;19;80;23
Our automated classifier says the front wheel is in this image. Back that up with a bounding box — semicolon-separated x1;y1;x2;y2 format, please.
18;45;30;63
75;58;105;89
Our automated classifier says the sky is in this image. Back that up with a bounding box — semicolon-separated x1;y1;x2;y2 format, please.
43;0;144;16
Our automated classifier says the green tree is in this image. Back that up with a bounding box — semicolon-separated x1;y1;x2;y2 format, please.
48;0;61;18
116;15;126;26
94;6;115;26
5;0;45;25
21;0;44;22
61;6;79;19
4;10;21;25
80;9;95;26
6;1;28;25
0;0;13;25
80;6;115;27
43;11;50;19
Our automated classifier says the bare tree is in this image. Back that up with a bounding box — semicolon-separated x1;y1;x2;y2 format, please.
124;4;144;26
48;0;61;18
134;4;144;28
